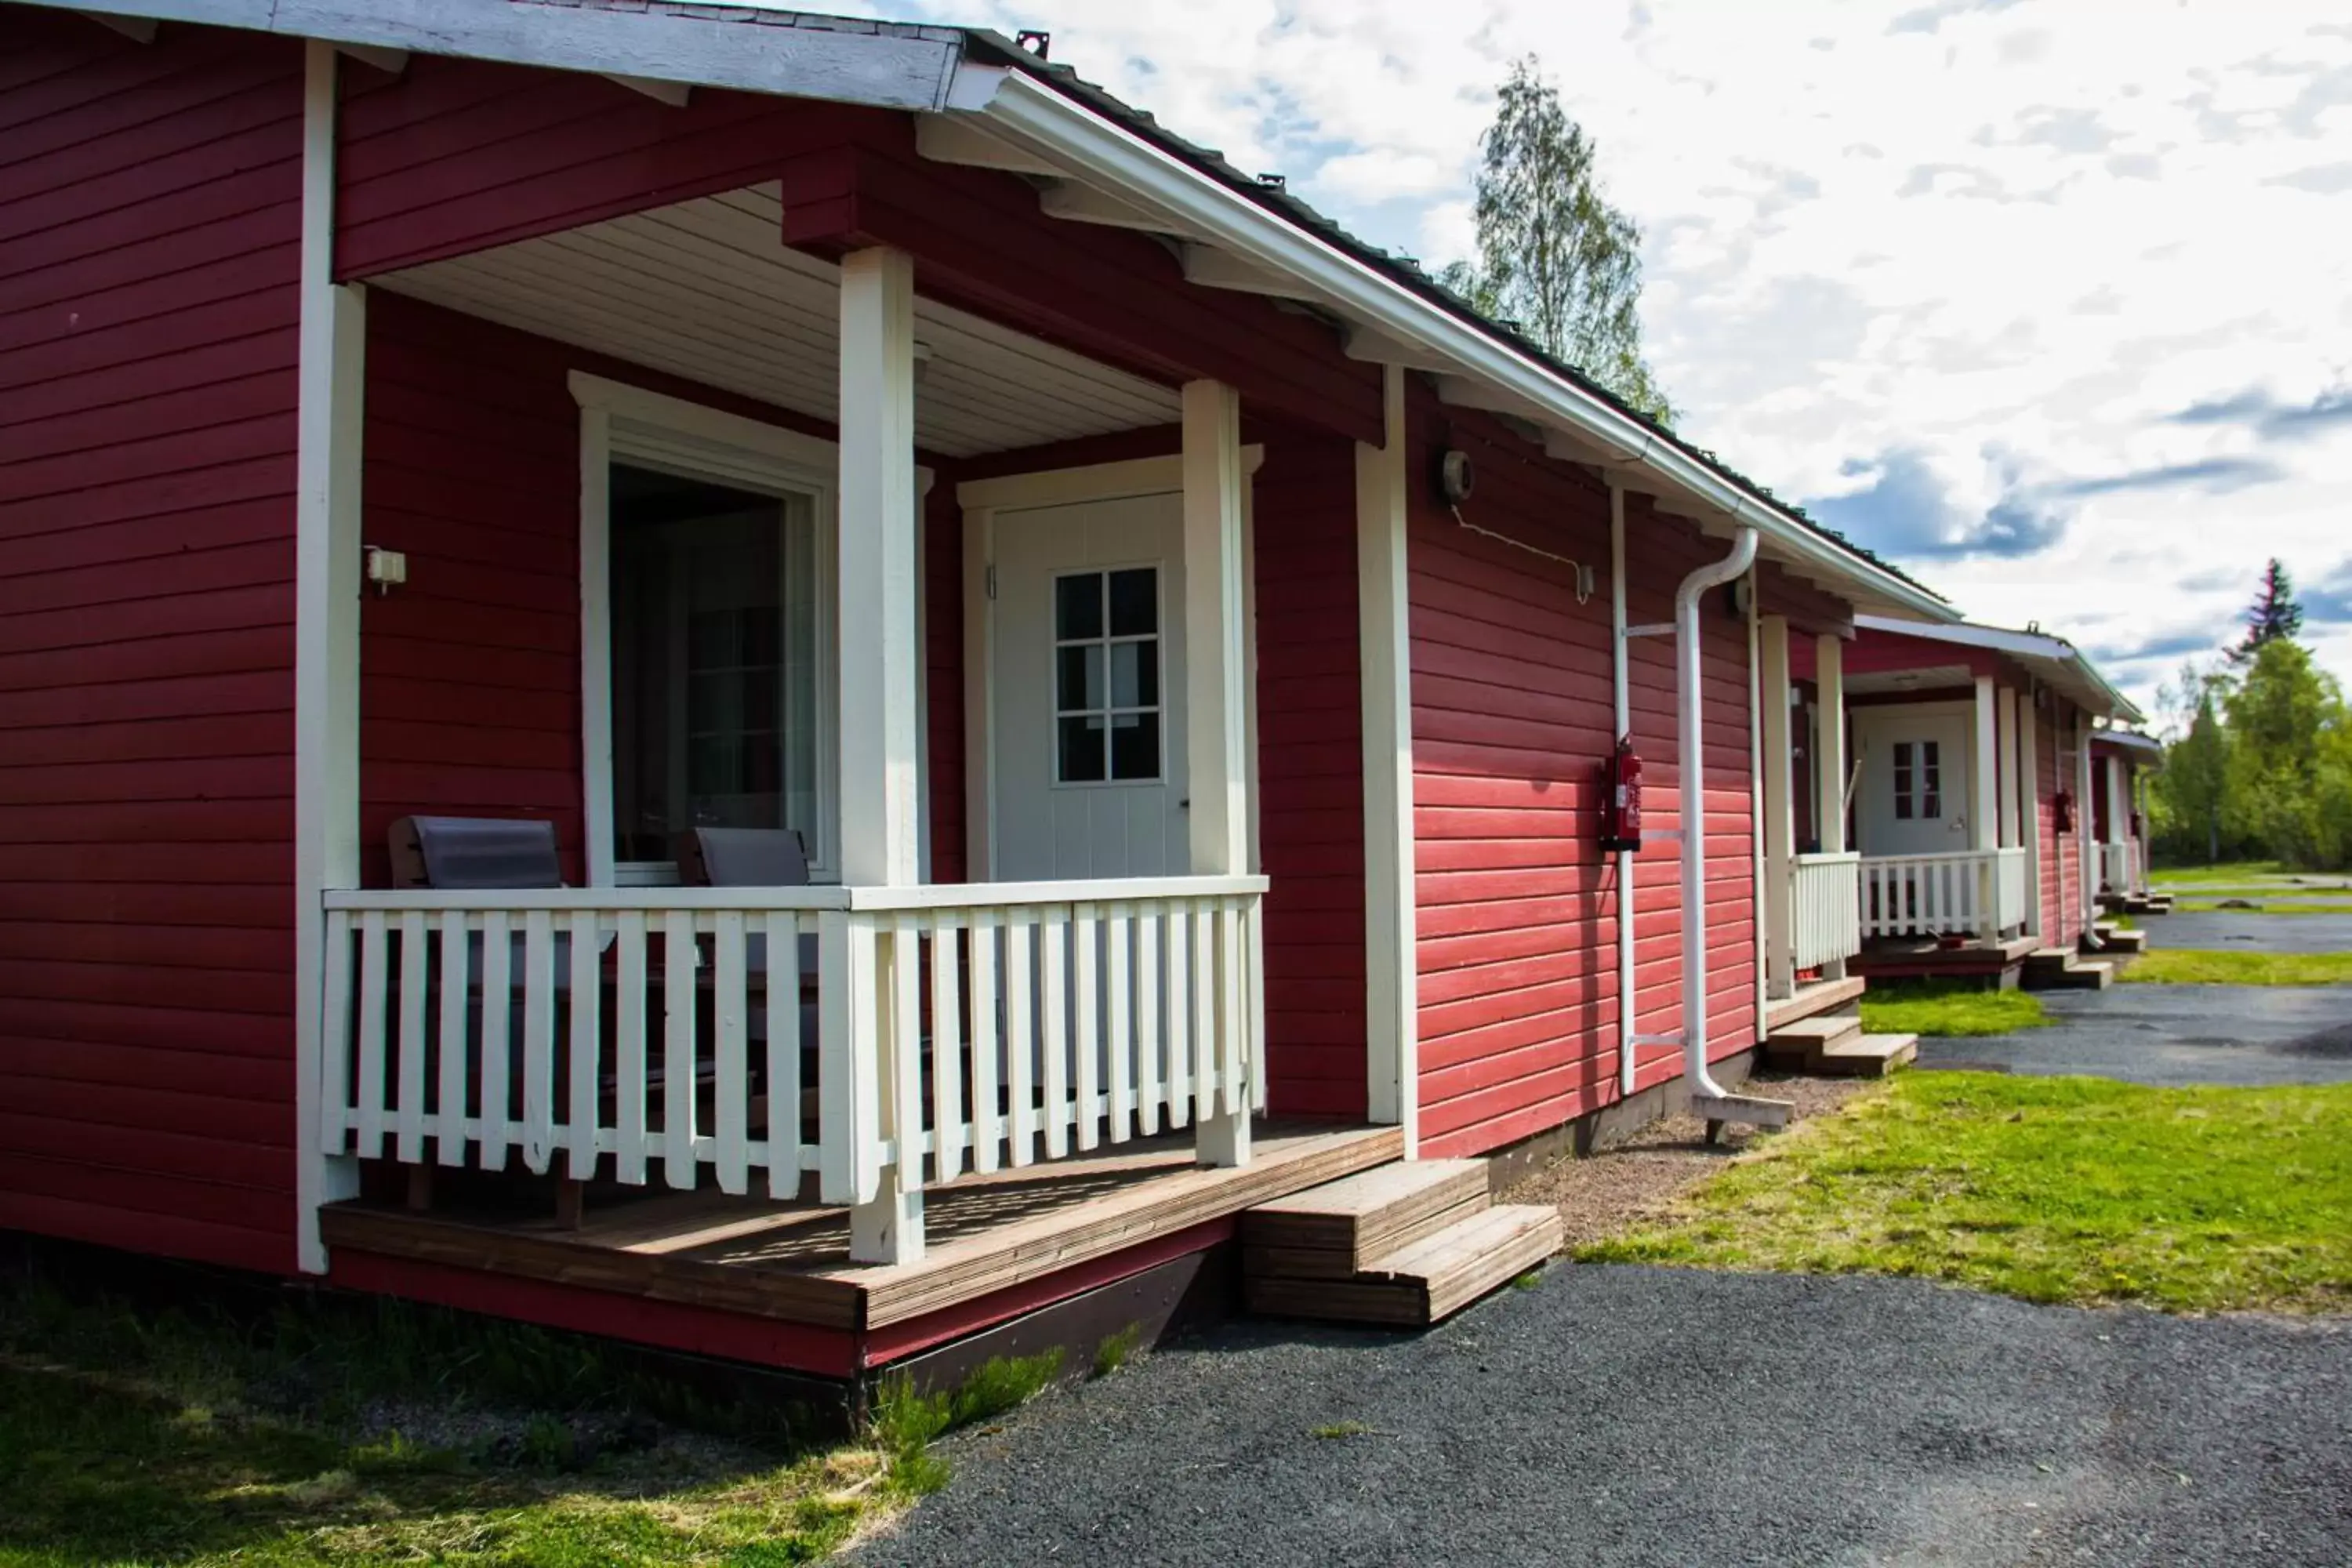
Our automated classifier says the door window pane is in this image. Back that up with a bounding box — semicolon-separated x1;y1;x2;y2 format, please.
1892;741;1914;820
610;463;820;867
1052;566;1163;785
1919;741;1942;818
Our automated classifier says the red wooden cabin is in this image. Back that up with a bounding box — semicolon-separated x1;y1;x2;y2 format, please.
4;0;1984;1381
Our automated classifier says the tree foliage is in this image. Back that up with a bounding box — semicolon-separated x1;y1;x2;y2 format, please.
1440;56;1675;426
2230;557;2305;664
2150;569;2352;869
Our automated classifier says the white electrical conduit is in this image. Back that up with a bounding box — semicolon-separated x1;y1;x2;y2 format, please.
1672;524;1759;1101
1610;486;1635;1095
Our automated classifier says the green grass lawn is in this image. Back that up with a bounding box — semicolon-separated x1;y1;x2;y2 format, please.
2119;949;2352;985
1858;982;2049;1037
1581;1074;2352;1312
0;1252;1073;1566
2171;900;2352;915
2149;861;2286;885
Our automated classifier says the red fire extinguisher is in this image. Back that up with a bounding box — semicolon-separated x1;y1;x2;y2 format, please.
2053;791;2074;833
1602;737;1644;853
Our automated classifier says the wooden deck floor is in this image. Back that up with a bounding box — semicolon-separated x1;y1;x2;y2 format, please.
321;1121;1401;1332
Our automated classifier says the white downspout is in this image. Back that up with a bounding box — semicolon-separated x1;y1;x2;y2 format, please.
1674;524;1759;1101
1611;485;1636;1097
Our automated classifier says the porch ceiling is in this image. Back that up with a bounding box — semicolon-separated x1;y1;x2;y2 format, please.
372;183;1181;458
1845;662;1975;696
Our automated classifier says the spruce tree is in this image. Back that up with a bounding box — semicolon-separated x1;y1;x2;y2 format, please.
2230;558;2304;662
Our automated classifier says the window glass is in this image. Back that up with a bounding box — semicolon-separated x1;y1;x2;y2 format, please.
1892;741;1914;821
1920;740;1942;818
1053;567;1163;785
610;463;820;866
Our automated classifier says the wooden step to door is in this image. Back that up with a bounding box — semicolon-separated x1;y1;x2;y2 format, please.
1762;1012;1863;1071
2091;924;2147;954
1245;1203;1563;1329
1817;1032;1918;1077
1241;1159;1490;1279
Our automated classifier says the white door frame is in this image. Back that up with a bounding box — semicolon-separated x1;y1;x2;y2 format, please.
956;448;1264;883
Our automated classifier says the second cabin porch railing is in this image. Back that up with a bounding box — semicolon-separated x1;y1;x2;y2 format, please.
317;877;1265;1237
1858;848;2030;943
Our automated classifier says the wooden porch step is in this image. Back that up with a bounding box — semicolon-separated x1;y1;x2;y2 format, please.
2091;924;2147;954
1245;1203;1563;1328
1766;974;1867;1033
1817;1032;1918;1077
2023;951;2114;991
1241;1159;1490;1279
1762;1012;1863;1071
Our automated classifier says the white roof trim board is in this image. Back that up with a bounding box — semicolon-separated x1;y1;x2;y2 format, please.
1853;614;2142;724
40;0;1957;621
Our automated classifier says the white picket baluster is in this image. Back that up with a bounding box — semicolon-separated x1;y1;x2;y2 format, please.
818;910;866;1205
1164;906;1191;1129
394;911;429;1164
1040;906;1069;1159
968;909;1001;1174
1073;902;1099;1152
478;910;511;1170
1135;905;1162;1136
1247;895;1267;1112
931;913;965;1183
1005;912;1036;1167
766;909;801;1199
1191;905;1217;1123
354;910;388;1160
1105;902;1134;1143
713;910;749;1196
662;909;696;1190
520;910;556;1174
1218;898;1245;1119
890;915;923;1184
567;910;601;1183
435;911;469;1166
615;911;648;1185
318;910;354;1156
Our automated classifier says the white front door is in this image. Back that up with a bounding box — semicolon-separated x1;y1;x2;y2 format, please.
990;492;1189;880
1860;712;1971;857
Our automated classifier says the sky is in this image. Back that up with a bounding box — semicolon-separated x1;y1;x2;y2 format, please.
847;0;2352;721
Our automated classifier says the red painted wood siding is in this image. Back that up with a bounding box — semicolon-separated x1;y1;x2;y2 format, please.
924;479;965;884
0;13;304;1273
2037;702;2064;941
333;52;889;280
1251;435;1367;1119
1406;405;1758;1160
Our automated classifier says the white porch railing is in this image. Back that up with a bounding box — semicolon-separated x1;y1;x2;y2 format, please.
1859;848;2028;942
318;877;1265;1214
2099;840;2141;896
1791;851;1863;971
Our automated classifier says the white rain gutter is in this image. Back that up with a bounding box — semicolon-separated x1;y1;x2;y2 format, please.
955;64;1959;625
1671;526;1758;1100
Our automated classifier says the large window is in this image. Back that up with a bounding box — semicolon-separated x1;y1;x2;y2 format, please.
609;463;825;873
1053;565;1162;785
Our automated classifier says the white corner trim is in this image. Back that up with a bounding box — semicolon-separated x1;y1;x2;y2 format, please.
293;39;364;1274
955;446;1264;514
1356;365;1417;1153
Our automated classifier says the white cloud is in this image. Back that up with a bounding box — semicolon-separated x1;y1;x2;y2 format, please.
842;0;2352;708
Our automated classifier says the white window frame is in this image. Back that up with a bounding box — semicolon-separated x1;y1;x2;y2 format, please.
573;372;845;887
1048;560;1168;789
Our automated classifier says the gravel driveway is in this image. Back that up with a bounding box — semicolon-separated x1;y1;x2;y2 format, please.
851;1268;2351;1566
1912;982;2352;1085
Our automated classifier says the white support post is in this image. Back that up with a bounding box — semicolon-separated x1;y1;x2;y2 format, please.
1997;686;2022;850
837;245;924;1263
2104;744;2129;871
2019;691;2043;938
1758;615;1795;1000
2074;710;2096;940
1182;379;1252;1168
1813;633;1848;978
1356;365;1417;1155
294;39;365;1273
1972;673;1999;939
